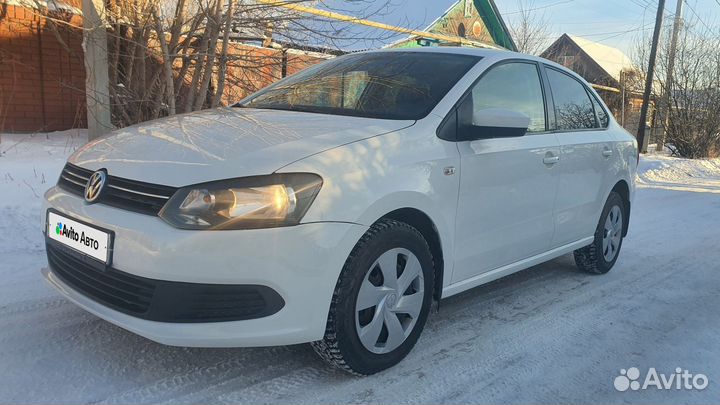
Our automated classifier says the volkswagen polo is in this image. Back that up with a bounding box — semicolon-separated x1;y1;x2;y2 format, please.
42;48;637;375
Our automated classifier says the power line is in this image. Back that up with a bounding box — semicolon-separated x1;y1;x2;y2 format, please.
552;21;655;41
554;17;657;25
683;0;716;33
624;0;674;17
594;25;654;42
532;26;654;41
628;0;652;9
584;23;655;38
502;0;575;15
627;0;673;15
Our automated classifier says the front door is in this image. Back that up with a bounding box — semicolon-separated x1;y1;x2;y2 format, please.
451;61;560;283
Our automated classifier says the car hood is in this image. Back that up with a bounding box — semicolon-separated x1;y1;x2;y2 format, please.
69;108;414;186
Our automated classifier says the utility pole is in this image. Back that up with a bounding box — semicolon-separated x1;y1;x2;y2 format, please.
82;0;112;140
656;0;683;153
637;0;666;154
620;70;626;127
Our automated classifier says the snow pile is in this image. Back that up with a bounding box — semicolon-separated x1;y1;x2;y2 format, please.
637;154;720;194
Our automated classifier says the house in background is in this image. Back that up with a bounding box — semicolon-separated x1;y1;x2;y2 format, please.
390;0;516;51
540;34;648;135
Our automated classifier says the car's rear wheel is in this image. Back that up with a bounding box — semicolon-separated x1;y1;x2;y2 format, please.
574;192;626;274
311;219;434;375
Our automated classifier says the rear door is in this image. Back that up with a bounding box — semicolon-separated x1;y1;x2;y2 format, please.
451;61;561;283
543;65;618;246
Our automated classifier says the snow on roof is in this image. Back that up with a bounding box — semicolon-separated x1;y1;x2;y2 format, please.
568;35;635;82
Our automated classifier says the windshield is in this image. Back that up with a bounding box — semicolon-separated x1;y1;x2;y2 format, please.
239;52;481;120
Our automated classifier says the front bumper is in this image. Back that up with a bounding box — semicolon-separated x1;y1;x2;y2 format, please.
45;241;286;322
41;186;367;347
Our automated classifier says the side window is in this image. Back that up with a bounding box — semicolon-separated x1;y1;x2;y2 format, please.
546;68;598;130
463;62;547;133
590;93;609;128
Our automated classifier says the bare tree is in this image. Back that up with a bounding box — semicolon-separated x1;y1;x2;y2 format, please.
633;16;720;158
507;0;551;55
28;0;399;131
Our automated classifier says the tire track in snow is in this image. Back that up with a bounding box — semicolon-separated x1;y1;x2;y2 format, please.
0;297;69;317
156;348;329;405
98;345;304;404
216;365;341;404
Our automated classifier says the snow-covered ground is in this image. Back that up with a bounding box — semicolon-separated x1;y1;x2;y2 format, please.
1;131;719;404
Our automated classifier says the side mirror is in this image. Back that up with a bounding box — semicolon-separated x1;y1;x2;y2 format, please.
459;108;530;141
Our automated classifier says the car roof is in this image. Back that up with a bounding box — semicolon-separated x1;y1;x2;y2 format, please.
370;46;510;58
364;47;586;83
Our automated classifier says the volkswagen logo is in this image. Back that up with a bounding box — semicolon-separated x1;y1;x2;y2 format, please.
84;170;107;203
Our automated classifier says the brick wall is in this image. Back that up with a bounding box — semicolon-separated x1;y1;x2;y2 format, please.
218;45;330;105
0;2;331;133
0;3;87;132
219;43;283;105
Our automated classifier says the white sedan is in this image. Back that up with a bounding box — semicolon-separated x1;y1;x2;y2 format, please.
42;47;637;375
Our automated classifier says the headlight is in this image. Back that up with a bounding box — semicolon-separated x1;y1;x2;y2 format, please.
159;173;323;230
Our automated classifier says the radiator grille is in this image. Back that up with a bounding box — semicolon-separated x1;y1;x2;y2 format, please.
57;163;177;215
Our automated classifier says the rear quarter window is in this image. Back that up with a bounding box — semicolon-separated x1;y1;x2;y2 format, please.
590;94;610;128
545;67;598;130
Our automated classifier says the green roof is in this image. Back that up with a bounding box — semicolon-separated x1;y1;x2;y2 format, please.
474;0;516;51
388;0;516;51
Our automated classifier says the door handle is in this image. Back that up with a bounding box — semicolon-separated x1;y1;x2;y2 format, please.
602;148;613;157
543;156;560;165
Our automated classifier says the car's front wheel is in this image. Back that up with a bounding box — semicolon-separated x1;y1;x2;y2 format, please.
312;219;434;375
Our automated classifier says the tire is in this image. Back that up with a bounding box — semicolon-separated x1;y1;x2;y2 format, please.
574;192;626;274
311;219;434;375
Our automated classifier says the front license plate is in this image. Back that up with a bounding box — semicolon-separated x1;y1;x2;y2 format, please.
47;210;112;264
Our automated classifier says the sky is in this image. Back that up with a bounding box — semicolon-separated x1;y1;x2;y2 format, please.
321;0;720;60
